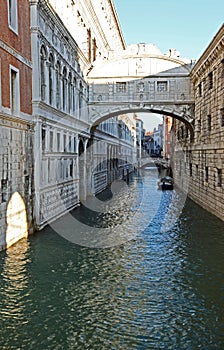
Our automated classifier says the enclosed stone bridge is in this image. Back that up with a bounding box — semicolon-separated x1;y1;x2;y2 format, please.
87;44;195;137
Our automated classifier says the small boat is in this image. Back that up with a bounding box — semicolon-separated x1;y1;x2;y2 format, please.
158;176;174;190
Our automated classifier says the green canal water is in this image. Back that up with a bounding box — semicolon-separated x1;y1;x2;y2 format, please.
0;169;224;349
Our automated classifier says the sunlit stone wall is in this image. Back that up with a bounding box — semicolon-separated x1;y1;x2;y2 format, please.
173;24;224;221
0;117;34;250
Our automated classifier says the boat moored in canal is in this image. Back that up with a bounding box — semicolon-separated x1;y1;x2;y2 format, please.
158;176;174;190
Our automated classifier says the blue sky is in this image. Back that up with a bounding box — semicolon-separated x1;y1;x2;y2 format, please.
114;0;224;60
113;0;223;131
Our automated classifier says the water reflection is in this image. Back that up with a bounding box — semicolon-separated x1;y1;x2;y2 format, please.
0;171;223;349
0;239;31;348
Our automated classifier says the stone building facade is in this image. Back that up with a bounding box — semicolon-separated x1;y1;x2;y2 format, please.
29;0;135;230
0;0;135;248
0;0;34;249
173;24;224;220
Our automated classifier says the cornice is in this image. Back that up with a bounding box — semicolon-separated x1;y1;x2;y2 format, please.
0;39;32;68
109;0;126;49
191;24;224;78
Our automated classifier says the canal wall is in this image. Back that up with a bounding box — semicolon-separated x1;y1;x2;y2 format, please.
0;116;34;250
173;24;224;221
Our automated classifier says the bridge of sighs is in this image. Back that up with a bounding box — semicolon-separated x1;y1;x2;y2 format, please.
87;44;195;138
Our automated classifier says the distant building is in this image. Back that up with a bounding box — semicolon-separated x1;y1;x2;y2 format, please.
144;131;154;155
135;117;146;161
153;123;163;156
163;116;173;160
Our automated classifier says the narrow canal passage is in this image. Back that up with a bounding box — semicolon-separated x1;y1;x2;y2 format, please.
0;169;224;350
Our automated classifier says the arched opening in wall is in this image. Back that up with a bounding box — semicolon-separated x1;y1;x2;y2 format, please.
79;81;83;117
55;61;61;109
86;138;94;196
78;139;85;201
62;67;67;111
68;72;72;114
48;53;54;105
5;192;28;249
40;45;47;101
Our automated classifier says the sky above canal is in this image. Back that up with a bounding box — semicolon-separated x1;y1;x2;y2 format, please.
114;0;224;61
113;0;224;131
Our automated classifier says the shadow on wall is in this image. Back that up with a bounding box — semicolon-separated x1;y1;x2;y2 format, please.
2;192;29;250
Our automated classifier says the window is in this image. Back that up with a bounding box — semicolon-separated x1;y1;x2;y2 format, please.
220;108;224;127
8;0;18;33
216;168;222;187
64;134;67;152
40;46;47;101
73;77;76;113
157;81;168;92
57;133;60;151
42;128;46;151
49;54;54;105
49;131;54;152
79;81;83;114
205;166;209;183
195;164;198;177
221;59;224;79
55;61;60;109
68;73;72;113
68;135;72;152
208;72;213;90
70;161;73;177
116;82;127;93
10;66;19;115
73;137;76;153
198;83;202;97
189;163;192;177
207;115;211;132
62;67;67;111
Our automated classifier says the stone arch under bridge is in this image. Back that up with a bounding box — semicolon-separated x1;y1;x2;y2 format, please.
87;43;195;138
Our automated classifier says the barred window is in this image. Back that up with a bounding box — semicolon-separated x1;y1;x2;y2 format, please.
208;72;213;90
198;83;202;97
216;168;222;187
116;82;127;93
157;81;168;92
205;166;209;183
207;115;211;132
220;108;224;127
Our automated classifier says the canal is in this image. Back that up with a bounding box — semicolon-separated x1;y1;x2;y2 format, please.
0;169;224;349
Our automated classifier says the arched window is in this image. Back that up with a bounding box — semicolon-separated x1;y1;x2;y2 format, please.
40;45;47;101
79;81;83;117
49;53;54;105
55;61;60;109
68;72;72;114
62;67;67;111
73;77;76;113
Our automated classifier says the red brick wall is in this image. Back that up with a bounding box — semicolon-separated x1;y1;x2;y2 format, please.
0;0;31;60
0;0;32;115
